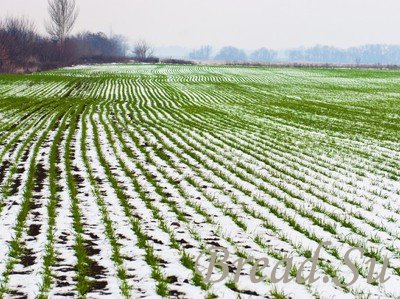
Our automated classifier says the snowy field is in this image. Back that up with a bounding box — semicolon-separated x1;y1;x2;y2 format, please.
0;64;399;298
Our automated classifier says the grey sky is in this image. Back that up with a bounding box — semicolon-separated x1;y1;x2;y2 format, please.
1;0;400;50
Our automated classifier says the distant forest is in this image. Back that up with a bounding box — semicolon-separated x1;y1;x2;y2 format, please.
283;44;400;65
189;44;400;65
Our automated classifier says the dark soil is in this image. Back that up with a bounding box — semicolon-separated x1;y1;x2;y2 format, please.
34;163;47;193
0;160;10;185
27;224;41;237
20;248;36;267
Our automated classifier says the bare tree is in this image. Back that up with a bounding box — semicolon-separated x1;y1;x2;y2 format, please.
133;39;154;61
46;0;78;55
189;45;212;61
0;31;10;69
214;46;247;62
0;17;38;70
250;48;277;62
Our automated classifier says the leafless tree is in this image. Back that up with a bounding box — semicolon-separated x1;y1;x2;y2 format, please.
214;46;247;62
189;45;212;60
46;0;78;55
0;37;10;69
133;39;154;61
0;17;38;70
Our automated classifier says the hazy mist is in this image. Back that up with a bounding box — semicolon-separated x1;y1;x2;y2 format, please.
2;0;400;50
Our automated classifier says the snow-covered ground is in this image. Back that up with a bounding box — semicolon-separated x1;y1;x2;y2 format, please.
0;64;399;298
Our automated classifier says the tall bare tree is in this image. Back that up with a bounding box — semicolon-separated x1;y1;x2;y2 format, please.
46;0;78;56
133;39;154;61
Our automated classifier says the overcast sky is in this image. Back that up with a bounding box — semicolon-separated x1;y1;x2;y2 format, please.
1;0;400;50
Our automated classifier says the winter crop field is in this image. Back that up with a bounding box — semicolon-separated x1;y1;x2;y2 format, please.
0;64;399;298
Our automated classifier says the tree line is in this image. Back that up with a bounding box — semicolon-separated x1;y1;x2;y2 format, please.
189;46;277;62
0;0;154;73
285;45;400;65
189;44;400;65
